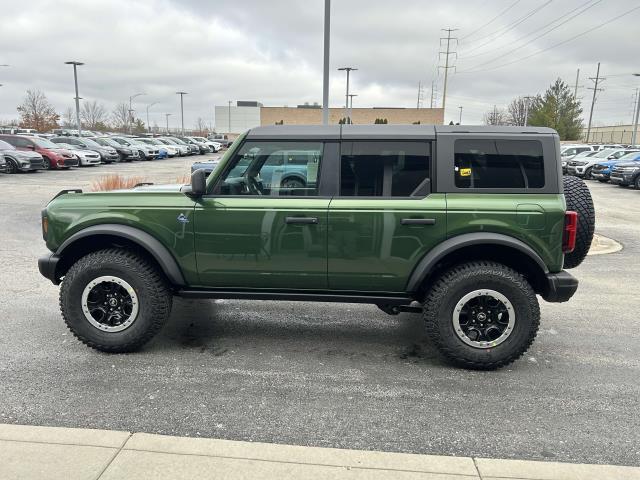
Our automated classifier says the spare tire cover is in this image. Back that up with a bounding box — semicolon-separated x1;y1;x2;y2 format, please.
563;175;595;269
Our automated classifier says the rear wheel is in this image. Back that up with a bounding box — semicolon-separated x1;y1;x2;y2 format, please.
60;249;172;352
634;176;640;190
562;176;595;269
583;167;593;180
423;261;539;370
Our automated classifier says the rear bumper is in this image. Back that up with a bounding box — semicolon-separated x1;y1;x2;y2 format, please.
38;253;61;285
542;271;578;303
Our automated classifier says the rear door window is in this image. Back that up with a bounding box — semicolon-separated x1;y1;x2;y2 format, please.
454;139;544;189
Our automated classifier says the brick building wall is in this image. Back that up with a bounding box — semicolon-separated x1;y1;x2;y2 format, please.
260;107;444;126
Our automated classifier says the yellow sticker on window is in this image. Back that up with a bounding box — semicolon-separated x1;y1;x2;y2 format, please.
459;168;471;177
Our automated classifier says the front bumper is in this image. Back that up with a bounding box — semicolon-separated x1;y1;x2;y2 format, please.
58;157;79;168
610;173;633;185
102;152;119;163
591;171;609;180
542;271;578;303
38;253;61;285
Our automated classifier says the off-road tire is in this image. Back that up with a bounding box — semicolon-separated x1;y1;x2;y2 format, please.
423;261;540;370
563;175;595;269
60;248;172;352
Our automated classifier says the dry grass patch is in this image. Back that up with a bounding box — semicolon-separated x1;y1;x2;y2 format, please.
91;174;148;192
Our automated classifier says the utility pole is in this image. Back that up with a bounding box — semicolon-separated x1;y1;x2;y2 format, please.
586;63;604;143
176;91;188;136
632;74;640;146
338;67;357;124
523;96;534;127
439;28;458;115
458;106;463;124
65;61;83;137
322;0;331;125
146;102;157;134
574;69;580;98
227;100;232;135
165;113;172;134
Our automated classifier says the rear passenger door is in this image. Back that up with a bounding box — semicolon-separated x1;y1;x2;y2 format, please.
327;140;447;292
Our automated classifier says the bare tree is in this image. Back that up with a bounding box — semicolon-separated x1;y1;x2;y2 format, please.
507;96;532;126
483;106;508;126
194;117;208;136
62;107;75;128
17;89;60;132
81;100;107;130
111;102;130;132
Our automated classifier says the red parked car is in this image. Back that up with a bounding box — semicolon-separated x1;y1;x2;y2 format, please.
0;135;78;169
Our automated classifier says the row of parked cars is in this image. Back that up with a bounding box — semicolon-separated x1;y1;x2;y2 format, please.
0;132;226;174
561;143;640;189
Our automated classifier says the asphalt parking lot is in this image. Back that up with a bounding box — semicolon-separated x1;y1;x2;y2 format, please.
0;157;638;467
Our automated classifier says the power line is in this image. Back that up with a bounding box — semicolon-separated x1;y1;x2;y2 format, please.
458;4;640;74
461;0;523;40
460;0;553;57
459;0;599;61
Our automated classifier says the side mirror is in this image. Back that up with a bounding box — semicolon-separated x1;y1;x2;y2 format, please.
27;145;36;150
189;169;207;196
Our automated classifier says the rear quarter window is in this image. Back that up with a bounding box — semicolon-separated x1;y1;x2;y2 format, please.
454;139;545;189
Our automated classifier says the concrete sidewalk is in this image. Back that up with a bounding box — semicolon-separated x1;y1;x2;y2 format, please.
1;423;638;480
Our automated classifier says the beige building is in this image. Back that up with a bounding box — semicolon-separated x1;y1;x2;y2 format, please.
582;124;639;144
260;106;444;127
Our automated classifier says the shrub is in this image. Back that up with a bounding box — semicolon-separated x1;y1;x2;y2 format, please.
91;174;147;192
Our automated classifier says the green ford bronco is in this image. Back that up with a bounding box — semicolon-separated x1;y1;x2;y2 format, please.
39;125;595;369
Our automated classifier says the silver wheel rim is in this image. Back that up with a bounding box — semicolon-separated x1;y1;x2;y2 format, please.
81;276;139;332
452;289;515;349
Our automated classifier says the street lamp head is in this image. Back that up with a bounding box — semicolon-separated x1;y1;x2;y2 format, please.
64;61;84;66
176;91;188;95
338;67;358;71
634;73;640;77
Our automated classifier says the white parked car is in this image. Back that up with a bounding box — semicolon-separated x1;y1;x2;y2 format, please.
560;144;596;171
135;138;178;157
190;136;221;152
157;138;190;156
566;148;640;179
55;143;102;166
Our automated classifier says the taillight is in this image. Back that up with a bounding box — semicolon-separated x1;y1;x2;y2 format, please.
563;211;578;253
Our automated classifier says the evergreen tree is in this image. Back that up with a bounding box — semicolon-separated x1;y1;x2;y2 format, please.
528;78;583;140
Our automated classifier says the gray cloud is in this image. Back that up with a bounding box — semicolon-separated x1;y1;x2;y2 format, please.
0;0;638;128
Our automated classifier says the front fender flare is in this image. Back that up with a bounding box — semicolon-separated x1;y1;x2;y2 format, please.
56;224;186;286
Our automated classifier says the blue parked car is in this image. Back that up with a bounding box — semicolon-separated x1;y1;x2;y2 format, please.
592;151;640;182
191;159;220;177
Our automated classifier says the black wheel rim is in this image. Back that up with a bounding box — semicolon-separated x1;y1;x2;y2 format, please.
453;289;515;349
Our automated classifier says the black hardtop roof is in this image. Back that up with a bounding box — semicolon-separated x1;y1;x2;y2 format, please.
245;124;557;140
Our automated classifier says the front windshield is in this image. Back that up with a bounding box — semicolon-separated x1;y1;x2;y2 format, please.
592;149;617;159
32;137;59;149
0;140;16;150
169;138;186;145
81;138;102;148
156;139;170;145
617;152;640;161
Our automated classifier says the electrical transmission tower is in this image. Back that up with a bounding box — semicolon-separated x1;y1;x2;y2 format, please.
586;62;605;143
417;81;425;109
430;80;438;108
439;28;458;113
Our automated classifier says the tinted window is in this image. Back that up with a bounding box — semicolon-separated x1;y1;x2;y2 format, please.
0;140;15;150
454;139;544;189
340;141;430;197
213;141;322;197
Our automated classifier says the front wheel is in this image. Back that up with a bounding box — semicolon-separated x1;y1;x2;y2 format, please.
5;158;18;174
60;249;172;352
423;261;540;370
42;157;52;170
634;176;640;190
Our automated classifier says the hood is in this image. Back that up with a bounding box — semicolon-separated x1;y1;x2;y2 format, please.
613;161;640;168
8;150;42;160
129;183;186;192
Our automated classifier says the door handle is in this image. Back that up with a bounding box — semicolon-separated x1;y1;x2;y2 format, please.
285;216;319;225
400;218;436;226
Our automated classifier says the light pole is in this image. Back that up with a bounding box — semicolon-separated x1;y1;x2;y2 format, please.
129;93;146;134
146;102;157;134
64;61;83;136
176;92;187;136
322;0;331;125
338;67;357;124
632;74;640;146
348;94;358;124
227;100;232;135
458;106;463;124
165;113;172;134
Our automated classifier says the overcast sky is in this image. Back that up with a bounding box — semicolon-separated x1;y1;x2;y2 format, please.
1;0;639;129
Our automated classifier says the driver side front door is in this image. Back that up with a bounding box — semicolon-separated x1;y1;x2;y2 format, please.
193;139;333;289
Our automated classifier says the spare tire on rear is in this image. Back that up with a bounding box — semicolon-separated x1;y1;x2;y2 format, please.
563;176;595;269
